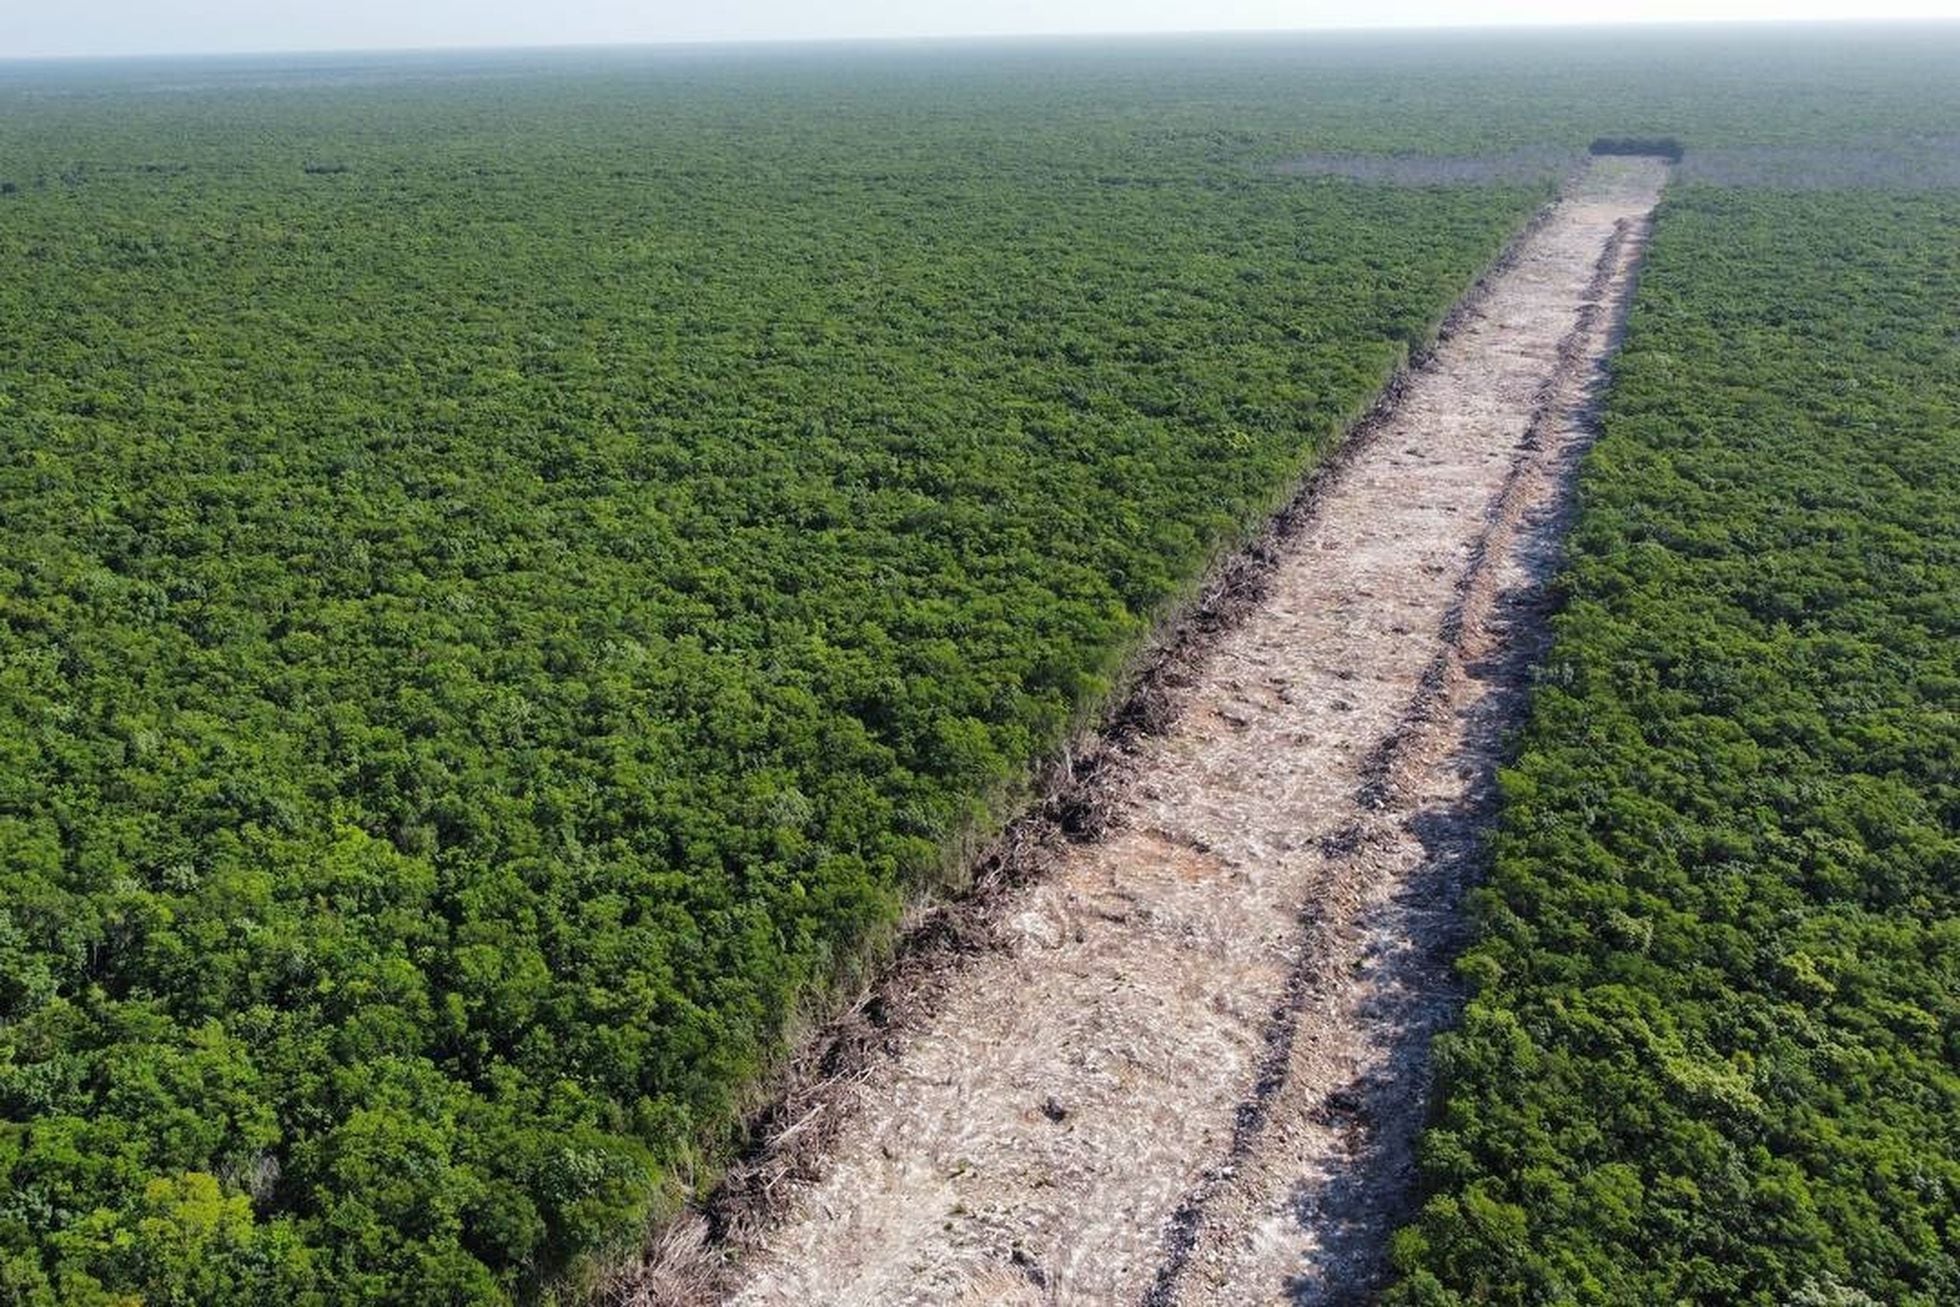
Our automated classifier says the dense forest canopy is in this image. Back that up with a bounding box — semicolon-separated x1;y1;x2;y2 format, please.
2;25;1958;1304
1388;186;1960;1304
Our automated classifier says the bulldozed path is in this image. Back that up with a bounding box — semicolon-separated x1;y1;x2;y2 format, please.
708;157;1667;1306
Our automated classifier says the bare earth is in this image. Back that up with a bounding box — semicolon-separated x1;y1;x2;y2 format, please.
715;157;1667;1307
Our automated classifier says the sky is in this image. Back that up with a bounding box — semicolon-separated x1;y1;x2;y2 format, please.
2;0;1956;59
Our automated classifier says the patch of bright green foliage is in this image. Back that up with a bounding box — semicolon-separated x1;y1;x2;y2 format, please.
1388;187;1960;1303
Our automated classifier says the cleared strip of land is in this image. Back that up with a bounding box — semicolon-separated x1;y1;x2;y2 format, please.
1165;158;1659;1307
690;157;1666;1306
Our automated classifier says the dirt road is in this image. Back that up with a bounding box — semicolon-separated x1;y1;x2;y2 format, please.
711;156;1667;1306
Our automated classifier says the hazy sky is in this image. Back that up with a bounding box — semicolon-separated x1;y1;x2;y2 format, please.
4;0;1957;59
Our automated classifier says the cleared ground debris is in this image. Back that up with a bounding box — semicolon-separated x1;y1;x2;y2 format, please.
650;156;1667;1307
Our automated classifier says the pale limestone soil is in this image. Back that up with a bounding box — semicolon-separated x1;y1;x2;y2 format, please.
721;158;1667;1307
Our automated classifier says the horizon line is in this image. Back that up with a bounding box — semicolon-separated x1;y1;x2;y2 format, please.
4;14;1957;66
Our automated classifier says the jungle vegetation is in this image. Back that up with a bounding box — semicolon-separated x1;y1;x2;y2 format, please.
1586;136;1684;162
2;25;1958;1304
1388;187;1960;1303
